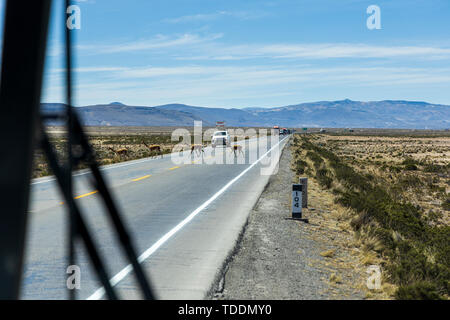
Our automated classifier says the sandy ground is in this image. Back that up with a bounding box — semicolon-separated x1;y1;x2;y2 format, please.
212;141;366;300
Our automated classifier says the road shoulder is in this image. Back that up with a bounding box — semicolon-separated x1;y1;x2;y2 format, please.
213;141;366;299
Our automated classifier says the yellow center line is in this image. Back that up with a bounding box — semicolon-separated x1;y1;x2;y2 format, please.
74;190;99;200
60;190;99;205
169;166;180;170
132;174;152;182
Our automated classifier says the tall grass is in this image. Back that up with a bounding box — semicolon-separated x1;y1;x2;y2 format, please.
293;136;449;299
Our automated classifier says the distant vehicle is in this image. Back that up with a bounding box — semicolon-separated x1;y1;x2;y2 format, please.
280;128;288;135
319;128;326;133
273;125;279;130
211;130;230;148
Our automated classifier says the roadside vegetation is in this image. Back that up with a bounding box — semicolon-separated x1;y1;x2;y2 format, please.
32;126;266;178
33;132;189;178
291;134;449;300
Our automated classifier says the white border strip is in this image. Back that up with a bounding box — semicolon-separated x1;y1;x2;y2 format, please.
31;157;167;185
86;136;288;300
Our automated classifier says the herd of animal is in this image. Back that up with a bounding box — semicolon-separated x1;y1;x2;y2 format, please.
189;144;244;157
108;140;163;158
188;144;244;157
108;142;245;158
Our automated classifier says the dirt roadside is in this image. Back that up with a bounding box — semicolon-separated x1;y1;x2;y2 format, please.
212;140;368;300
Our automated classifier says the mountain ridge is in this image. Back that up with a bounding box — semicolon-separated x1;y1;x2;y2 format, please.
41;99;450;129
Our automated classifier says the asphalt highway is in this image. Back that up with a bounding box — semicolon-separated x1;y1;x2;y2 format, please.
21;135;289;299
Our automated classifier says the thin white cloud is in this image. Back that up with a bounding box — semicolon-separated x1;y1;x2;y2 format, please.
51;66;128;73
48;62;450;85
256;43;450;59
118;66;214;78
175;43;450;60
73;30;450;60
48;64;450;94
44;62;450;107
164;12;226;24
77;33;223;54
163;10;268;24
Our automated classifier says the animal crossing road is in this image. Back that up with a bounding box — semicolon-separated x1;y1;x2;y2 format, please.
21;135;289;299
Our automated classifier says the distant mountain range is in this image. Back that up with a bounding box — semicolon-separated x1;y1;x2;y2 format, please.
41;99;450;129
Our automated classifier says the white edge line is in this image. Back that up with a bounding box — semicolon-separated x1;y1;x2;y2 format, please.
86;136;288;300
31;157;162;185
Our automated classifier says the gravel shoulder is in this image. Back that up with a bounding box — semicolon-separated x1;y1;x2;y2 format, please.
212;141;366;300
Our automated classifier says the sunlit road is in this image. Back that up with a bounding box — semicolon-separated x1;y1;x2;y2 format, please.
22;135;289;299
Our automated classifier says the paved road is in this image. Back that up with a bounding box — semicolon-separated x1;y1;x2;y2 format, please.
21;135;289;299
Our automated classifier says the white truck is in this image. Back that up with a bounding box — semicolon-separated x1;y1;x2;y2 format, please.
211;130;230;148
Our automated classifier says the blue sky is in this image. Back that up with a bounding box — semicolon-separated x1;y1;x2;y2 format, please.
3;0;450;108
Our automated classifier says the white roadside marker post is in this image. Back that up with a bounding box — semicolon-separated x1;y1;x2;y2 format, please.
292;184;309;223
300;177;308;208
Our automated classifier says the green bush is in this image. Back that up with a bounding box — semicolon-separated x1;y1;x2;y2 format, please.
295;159;308;175
404;164;418;171
306;151;323;169
442;198;450;211
293;137;450;299
423;164;445;173
402;158;420;167
389;166;401;173
316;168;333;189
396;282;443;300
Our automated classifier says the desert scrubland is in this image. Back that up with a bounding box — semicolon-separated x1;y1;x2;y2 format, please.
291;133;449;299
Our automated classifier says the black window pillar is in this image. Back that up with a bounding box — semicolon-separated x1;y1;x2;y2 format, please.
0;0;52;299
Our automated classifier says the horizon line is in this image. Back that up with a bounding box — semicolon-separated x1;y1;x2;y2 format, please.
40;98;450;109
